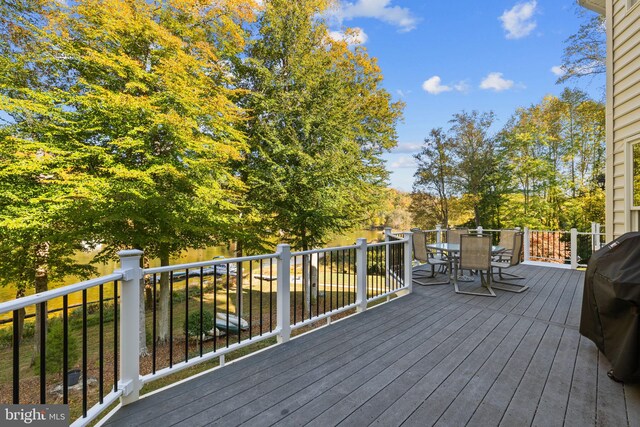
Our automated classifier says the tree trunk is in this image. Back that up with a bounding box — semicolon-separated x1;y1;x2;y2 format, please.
33;242;49;364
157;245;171;342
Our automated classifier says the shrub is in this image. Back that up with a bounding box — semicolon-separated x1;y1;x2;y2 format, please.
35;319;80;374
184;310;215;338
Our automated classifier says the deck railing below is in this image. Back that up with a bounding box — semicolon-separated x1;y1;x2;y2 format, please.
0;233;412;426
424;222;606;269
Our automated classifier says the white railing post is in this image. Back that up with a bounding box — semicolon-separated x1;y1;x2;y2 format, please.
276;244;291;343
477;225;483;235
570;228;578;269
435;224;442;244
591;221;597;253
404;232;413;294
116;249;143;406
356;238;368;313
523;227;531;262
384;227;391;286
595;222;602;250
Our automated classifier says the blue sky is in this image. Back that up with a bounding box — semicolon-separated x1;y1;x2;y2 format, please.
326;0;605;192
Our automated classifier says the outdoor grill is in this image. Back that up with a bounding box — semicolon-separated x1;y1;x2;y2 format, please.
580;232;640;383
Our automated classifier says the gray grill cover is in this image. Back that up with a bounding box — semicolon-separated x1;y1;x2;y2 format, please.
580;232;640;382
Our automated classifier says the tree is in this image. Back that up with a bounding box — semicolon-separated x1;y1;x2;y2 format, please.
557;11;606;84
60;0;256;344
0;0;99;352
1;0;257;350
413;128;454;228
236;0;403;251
449;111;499;227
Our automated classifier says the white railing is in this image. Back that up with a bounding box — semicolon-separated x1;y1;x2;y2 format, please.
0;233;413;426
426;222;606;270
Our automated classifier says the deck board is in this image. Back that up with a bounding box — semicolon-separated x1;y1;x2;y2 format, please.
103;265;639;427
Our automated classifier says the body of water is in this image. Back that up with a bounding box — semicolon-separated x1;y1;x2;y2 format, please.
0;229;384;304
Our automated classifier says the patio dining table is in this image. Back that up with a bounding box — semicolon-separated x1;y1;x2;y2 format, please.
426;242;505;285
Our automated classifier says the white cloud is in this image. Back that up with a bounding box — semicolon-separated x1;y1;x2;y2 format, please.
329;27;369;46
335;0;418;32
480;72;515;92
391;156;417;169
393;142;422;154
453;80;471;93
500;1;538;39
422;76;452;95
328;27;368;45
551;65;565;76
422;76;470;95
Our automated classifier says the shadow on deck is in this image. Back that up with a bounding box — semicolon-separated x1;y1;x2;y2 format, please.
103;265;640;427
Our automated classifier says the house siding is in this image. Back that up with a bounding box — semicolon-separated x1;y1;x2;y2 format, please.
607;0;640;238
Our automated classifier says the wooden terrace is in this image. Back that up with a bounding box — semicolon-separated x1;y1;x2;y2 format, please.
103;264;640;426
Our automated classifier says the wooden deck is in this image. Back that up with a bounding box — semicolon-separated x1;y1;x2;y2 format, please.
103;265;640;427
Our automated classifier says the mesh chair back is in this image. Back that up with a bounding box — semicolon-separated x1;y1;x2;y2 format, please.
411;228;429;263
499;230;516;252
509;232;524;266
460;234;492;271
447;228;468;245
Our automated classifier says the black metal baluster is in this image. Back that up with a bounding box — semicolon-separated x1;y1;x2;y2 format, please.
63;295;68;404
152;274;156;374
378;246;382;297
341;250;345;308
393;245;404;288
368;248;372;299
323;252;327;314
13;309;19;404
316;253;320;317
249;260;253;339
237;262;241;345
260;261;263;336
185;270;189;363
113;281;118;393
39;301;46;404
294;255;297;324
99;284;104;403
401;243;405;288
169;271;174;368
199;267;204;358
226;265;230;349
213;270;217;352
308;256;312;320
82;289;87;417
293;255;306;324
269;258;273;332
329;251;333;311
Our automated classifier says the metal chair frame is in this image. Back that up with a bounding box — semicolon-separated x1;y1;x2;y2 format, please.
491;231;528;293
455;234;495;297
411;228;450;286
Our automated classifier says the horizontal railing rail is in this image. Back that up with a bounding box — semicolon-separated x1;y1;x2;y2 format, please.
0;274;123;427
0;234;414;427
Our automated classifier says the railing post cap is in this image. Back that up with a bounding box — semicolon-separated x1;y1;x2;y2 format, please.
118;249;144;258
276;243;291;254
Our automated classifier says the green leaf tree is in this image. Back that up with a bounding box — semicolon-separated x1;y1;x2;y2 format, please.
413;128;455;228
0;0;99;351
236;0;403;251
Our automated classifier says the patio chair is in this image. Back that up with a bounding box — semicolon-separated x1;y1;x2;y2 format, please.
411;228;450;286
447;228;469;245
491;231;528;292
456;234;495;297
498;229;520;257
